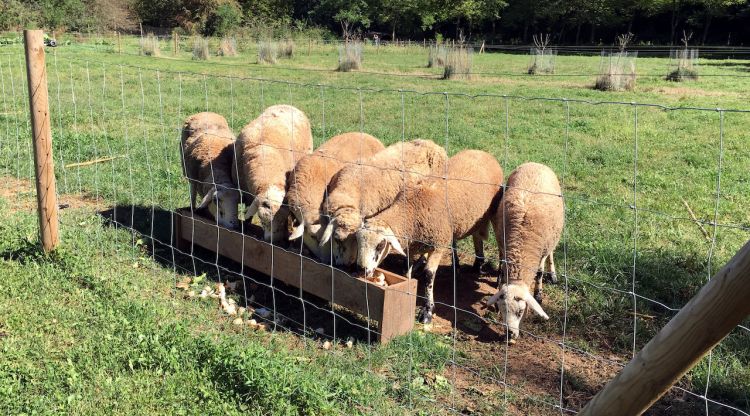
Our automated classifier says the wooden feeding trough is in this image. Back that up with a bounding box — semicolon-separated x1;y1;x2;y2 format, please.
172;208;418;343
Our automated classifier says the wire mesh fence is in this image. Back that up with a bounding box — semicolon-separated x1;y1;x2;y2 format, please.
0;48;749;415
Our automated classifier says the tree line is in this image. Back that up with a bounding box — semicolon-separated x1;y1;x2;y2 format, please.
2;0;749;45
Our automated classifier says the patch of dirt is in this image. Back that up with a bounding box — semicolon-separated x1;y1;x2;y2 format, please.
412;252;722;415
0;176;105;213
646;86;739;98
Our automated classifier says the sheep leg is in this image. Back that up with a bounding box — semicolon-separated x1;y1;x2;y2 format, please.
189;182;197;210
471;234;487;274
418;248;445;325
543;251;558;284
533;256;546;304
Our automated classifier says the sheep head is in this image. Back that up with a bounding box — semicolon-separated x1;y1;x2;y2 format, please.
355;221;405;278
198;185;241;229
486;281;548;340
245;184;287;242
319;208;360;267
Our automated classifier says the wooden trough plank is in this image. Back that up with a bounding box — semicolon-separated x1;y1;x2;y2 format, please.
174;209;416;342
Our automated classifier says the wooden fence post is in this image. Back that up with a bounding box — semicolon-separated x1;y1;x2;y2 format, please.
23;30;59;252
117;31;122;54
579;238;750;416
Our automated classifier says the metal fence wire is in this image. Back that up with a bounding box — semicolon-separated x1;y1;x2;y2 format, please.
0;48;749;415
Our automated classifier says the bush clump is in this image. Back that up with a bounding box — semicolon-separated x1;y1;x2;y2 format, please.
595;52;637;91
279;39;294;59
442;47;472;80
192;37;210;60
258;40;278;64
218;36;238;57
337;42;363;72
140;34;161;57
427;45;447;68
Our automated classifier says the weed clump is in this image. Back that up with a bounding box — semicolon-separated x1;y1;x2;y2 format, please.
527;33;556;75
337;42;363;72
427;45;446;68
218;37;238;57
258;40;278;64
667;31;699;82
442;47;472;80
192;37;210;60
595;52;637;91
279;39;294;59
140;34;161;57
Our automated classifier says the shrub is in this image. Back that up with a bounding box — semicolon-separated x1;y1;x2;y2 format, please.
218;36;238;57
139;33;160;57
337;42;362;72
667;49;699;82
595;51;637;91
527;48;556;74
279;39;294;59
442;47;472;80
427;45;446;68
258;40;278;64
192;37;210;60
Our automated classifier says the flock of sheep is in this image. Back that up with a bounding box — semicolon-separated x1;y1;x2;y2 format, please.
181;104;564;340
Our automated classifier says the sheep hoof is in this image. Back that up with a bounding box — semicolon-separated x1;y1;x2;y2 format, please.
418;308;433;324
472;258;484;274
544;272;558;284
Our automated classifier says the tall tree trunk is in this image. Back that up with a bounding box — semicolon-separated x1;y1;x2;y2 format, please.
523;22;529;43
391;22;396;41
575;23;582;45
627;15;634;34
701;13;712;45
670;0;678;45
589;23;596;44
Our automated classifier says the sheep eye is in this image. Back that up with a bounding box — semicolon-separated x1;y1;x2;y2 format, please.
514;296;522;302
261;201;270;209
375;240;386;253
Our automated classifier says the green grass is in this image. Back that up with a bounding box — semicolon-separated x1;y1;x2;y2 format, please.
0;34;748;414
0;197;461;415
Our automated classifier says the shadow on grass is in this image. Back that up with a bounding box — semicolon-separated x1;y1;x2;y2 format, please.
98;204;382;344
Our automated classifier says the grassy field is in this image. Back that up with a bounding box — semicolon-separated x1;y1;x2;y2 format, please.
0;34;749;414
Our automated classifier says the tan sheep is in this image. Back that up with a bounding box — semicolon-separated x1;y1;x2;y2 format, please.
485;162;564;340
355;150;503;323
181;112;240;229
286;132;385;260
318;139;448;266
233;105;313;242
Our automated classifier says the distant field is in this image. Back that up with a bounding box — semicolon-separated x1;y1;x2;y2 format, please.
0;34;748;415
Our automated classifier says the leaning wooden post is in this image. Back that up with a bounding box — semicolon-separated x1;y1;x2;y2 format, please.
24;30;59;252
580;238;750;416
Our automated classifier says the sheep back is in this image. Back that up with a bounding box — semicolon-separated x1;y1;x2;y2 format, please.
493;162;564;284
234;105;313;195
287;132;384;226
373;149;503;252
181;112;236;194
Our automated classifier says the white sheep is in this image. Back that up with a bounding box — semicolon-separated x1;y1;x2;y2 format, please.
355;150;503;323
485;162;564;340
181;111;240;229
233;105;313;242
318;139;448;267
286;132;385;260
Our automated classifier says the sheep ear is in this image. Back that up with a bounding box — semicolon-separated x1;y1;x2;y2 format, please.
524;292;549;320
319;220;335;247
485;289;504;309
244;199;259;219
197;187;216;210
309;223;322;235
289;220;305;240
386;234;406;256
